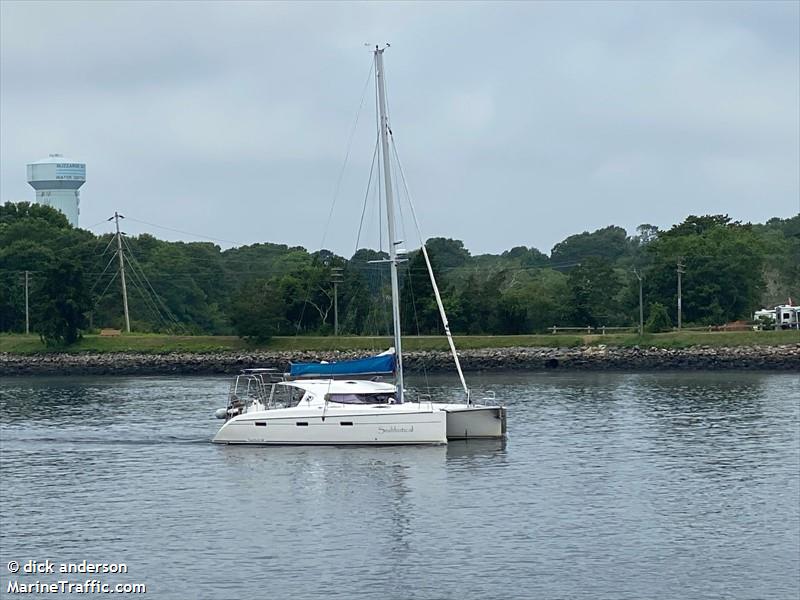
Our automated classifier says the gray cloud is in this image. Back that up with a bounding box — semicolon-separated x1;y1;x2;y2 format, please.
1;1;797;256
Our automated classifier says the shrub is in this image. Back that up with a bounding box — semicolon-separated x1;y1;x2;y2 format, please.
645;302;672;333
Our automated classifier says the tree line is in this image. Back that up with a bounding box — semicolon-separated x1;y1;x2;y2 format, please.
0;202;797;345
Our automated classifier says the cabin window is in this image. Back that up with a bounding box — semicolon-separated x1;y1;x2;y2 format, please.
340;421;354;426
255;422;266;427
271;385;306;408
326;393;394;405
296;422;309;427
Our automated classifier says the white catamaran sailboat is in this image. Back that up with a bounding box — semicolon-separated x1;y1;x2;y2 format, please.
213;47;505;445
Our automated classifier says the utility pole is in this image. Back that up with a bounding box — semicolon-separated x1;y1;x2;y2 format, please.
676;259;685;330
331;267;344;336
24;270;30;335
633;268;643;336
111;212;131;333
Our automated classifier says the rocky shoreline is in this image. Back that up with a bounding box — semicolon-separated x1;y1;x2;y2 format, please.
2;344;798;376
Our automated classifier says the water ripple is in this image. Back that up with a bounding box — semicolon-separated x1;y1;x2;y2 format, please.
0;372;797;600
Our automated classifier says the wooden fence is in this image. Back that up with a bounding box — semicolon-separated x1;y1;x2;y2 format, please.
550;323;760;335
549;326;635;335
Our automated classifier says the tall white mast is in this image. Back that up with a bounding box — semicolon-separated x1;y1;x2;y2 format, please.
375;47;404;404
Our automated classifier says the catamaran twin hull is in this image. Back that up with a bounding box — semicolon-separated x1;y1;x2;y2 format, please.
212;406;448;445
213;373;506;446
212;406;506;445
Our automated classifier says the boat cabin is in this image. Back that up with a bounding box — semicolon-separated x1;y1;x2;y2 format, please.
223;376;399;420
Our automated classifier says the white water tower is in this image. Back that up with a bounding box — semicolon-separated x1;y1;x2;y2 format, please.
27;154;86;227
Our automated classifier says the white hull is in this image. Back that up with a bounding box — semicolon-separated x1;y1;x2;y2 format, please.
435;404;507;439
213;403;447;445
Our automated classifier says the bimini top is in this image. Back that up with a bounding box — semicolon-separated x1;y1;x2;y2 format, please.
289;350;395;378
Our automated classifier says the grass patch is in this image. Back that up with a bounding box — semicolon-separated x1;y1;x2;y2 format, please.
1;329;797;355
591;329;799;349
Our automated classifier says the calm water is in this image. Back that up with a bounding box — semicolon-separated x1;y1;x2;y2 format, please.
0;372;798;599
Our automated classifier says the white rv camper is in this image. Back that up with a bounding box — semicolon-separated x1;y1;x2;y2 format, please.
753;308;777;330
775;305;800;329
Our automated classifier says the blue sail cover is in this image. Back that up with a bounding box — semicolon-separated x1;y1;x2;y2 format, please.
289;353;395;378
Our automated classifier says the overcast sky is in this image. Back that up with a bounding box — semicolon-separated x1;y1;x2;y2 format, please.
1;1;798;256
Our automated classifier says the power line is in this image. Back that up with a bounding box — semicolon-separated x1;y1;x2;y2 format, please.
123;216;246;247
91;270;119;311
121;235;184;331
88;253;119;295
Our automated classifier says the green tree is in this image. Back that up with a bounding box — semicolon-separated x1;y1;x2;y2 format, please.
0;201;71;234
424;238;470;269
566;257;620;327
501;246;550;268
645;302;672;333
752;215;800;307
337;261;374;335
400;249;440;334
229;279;287;342
276;266;330;334
343;249;391;335
450;270;507;334
33;259;91;346
551;225;633;265
1;201;796;338
665;214;736;237
501;268;570;332
645;215;766;324
633;224;660;246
